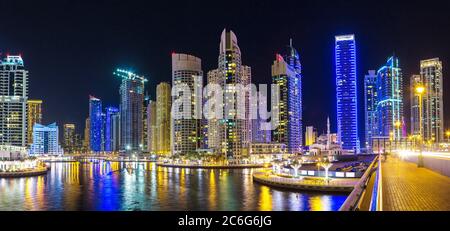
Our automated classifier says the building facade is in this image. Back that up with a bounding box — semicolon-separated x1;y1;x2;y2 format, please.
364;70;377;151
410;74;422;136
335;35;359;153
171;53;203;155
27;99;42;145
147;100;156;153
63;123;76;153
156;82;171;155
105;106;120;152
114;69;147;154
376;56;403;141
305;126;317;146
271;40;303;153
421;58;444;142
0;55;28;147
207;29;252;160
29;123;63;155
89;96;103;152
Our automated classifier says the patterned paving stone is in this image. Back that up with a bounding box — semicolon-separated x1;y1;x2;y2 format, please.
382;156;450;211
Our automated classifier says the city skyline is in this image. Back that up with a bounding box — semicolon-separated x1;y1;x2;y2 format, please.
1;0;449;144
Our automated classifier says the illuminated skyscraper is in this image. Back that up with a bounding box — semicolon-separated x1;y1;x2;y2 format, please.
83;117;90;152
420;58;444;142
147;100;156;153
156;82;171;155
376;56;403;140
410;74;422;136
0;55;28;147
63;123;76;153
27;99;42;145
114;69;147;153
271;40;303;153
105;106;120;152
207;29;252;160
335;35;359;152
364;70;377;150
89;96;103;152
171;53;203;155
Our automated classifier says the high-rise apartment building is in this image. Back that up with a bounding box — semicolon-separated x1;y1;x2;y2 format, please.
83;117;90;152
89;96;103;152
114;69;147;154
364;70;377;150
171;53;203;155
147;100;157;153
105;106;120;152
335;35;359;152
156;82;171;155
0;55;28;147
376;56;403;141
420;58;444;142
271;40;303;153
63;123;76;153
27;99;42;145
207;29;252;160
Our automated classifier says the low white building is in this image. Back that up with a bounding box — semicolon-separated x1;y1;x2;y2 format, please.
309;117;343;156
249;142;293;163
29;123;64;156
0;145;28;160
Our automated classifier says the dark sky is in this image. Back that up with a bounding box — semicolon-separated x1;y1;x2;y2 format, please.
1;0;449;141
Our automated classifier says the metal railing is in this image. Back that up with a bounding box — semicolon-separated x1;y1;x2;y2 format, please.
339;155;382;211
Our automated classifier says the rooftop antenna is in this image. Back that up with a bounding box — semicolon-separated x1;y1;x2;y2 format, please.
289;38;293;47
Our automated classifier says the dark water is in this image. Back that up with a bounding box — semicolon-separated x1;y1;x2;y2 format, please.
0;161;347;211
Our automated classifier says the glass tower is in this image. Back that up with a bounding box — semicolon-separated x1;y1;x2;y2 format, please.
376;56;403;141
114;69;147;154
335;35;359;152
105;106;119;152
89;96;103;152
364;70;377;151
271;40;303;153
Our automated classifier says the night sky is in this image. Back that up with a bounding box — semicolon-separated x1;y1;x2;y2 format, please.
1;0;449;141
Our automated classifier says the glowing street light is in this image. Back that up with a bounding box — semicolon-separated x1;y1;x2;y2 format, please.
446;130;450;143
415;85;425;167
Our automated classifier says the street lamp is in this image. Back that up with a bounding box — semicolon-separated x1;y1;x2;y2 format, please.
446;130;450;143
415;85;425;167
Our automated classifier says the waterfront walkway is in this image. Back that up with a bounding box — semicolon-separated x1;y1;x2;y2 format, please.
381;156;450;211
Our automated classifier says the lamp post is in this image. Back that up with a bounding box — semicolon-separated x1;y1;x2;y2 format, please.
415;85;425;167
446;130;450;143
394;121;401;150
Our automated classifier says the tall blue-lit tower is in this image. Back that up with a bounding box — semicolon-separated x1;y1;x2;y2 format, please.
335;34;359;153
105;106;119;152
376;56;403;140
89;96;103;152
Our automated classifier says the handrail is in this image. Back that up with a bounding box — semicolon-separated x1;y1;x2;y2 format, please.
339;155;379;211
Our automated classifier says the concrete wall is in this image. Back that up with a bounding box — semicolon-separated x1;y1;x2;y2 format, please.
402;155;450;177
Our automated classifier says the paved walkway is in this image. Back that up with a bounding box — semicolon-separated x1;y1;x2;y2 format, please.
382;156;450;211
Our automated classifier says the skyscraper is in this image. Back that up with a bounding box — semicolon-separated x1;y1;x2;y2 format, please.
207;29;252;160
105;106;120;152
114;69;147;153
420;58;444;142
376;56;403;140
335;34;359;152
0;55;28;147
364;70;377;150
27;99;43;145
171;53;203;155
410;74;422;136
30;123;63;155
156;82;171;155
147;100;156;153
271;40;303;153
89;96;103;152
63;123;76;153
83;117;90;152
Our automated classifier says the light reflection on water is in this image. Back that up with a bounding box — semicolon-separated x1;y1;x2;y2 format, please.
0;161;347;211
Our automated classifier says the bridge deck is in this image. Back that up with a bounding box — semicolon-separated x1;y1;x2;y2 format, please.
381;156;450;211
